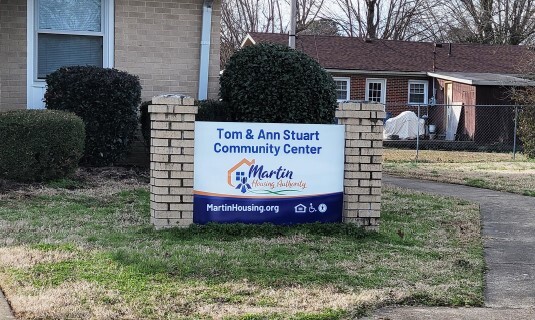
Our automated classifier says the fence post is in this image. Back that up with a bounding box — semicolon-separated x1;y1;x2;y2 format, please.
416;104;420;163
513;105;519;160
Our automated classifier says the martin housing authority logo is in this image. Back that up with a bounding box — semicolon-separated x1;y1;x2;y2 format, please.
227;158;307;195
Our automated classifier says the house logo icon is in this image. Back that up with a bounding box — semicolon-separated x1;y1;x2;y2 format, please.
294;204;307;213
227;158;255;188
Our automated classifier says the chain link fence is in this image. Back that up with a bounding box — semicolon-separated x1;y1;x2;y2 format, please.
383;104;525;161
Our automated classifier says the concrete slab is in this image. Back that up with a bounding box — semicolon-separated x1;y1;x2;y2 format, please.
364;306;535;320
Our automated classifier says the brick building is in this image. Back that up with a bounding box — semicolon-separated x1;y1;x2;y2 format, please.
0;0;220;111
244;33;535;142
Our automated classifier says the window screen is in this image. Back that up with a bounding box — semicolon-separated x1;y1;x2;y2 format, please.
36;0;103;79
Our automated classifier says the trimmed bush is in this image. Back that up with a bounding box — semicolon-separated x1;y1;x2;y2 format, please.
44;66;142;166
0;110;85;182
220;43;337;123
196;99;232;122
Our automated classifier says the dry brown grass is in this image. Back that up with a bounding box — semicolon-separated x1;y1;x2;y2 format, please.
0;167;148;201
2;278;408;320
0;279;136;320
384;149;527;163
0;247;77;269
384;150;535;195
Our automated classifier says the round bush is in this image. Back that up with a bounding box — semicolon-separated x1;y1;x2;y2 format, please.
0;110;85;182
220;43;337;123
44;66;142;166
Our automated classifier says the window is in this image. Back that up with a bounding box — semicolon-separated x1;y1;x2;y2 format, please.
35;0;108;79
365;79;386;104
27;0;114;108
333;77;350;101
408;80;428;104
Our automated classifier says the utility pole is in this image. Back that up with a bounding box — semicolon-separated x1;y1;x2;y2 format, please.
289;0;296;49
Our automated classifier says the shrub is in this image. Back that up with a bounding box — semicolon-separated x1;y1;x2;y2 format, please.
0;110;85;182
518;105;535;158
140;99;231;146
196;99;232;122
44;66;142;166
220;43;337;123
512;86;535;158
139;100;151;147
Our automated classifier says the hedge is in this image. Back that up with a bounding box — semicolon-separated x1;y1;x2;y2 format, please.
0;110;85;182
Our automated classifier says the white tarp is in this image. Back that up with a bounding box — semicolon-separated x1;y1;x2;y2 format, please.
445;103;463;141
383;111;425;140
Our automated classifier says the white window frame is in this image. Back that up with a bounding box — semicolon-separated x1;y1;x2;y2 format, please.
365;78;386;104
408;80;429;105
26;0;114;109
333;77;350;102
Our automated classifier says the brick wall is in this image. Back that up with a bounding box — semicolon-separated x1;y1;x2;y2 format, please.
335;74;431;117
114;0;221;102
149;98;385;230
0;0;27;111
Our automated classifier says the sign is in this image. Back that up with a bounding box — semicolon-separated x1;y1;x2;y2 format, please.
193;122;345;224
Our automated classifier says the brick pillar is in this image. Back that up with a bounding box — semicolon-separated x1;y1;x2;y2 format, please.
149;94;197;229
336;102;385;230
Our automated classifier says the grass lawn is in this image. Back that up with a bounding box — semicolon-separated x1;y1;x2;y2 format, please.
0;169;484;319
384;149;535;196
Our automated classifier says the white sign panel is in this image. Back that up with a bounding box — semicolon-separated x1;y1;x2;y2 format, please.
193;122;345;224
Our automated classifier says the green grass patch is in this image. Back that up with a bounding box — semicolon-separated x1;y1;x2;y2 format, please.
463;178;490;189
0;185;484;319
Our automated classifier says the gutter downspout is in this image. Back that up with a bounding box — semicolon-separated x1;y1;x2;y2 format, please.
198;0;213;100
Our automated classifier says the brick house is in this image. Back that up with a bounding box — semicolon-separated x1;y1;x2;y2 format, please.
0;0;221;111
243;32;535;142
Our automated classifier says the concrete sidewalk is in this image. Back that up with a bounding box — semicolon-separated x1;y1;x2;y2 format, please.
0;289;14;320
365;175;535;319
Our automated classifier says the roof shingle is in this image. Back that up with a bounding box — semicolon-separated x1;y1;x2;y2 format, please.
246;32;534;74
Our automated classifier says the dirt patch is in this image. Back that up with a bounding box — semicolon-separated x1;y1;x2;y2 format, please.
0;167;149;200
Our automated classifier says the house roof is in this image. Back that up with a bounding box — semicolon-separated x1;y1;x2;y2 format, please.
244;33;534;75
428;72;535;86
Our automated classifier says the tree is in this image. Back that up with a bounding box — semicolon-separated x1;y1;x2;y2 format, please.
437;0;535;44
294;0;326;33
220;0;327;68
321;0;439;41
221;0;285;68
298;18;340;35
